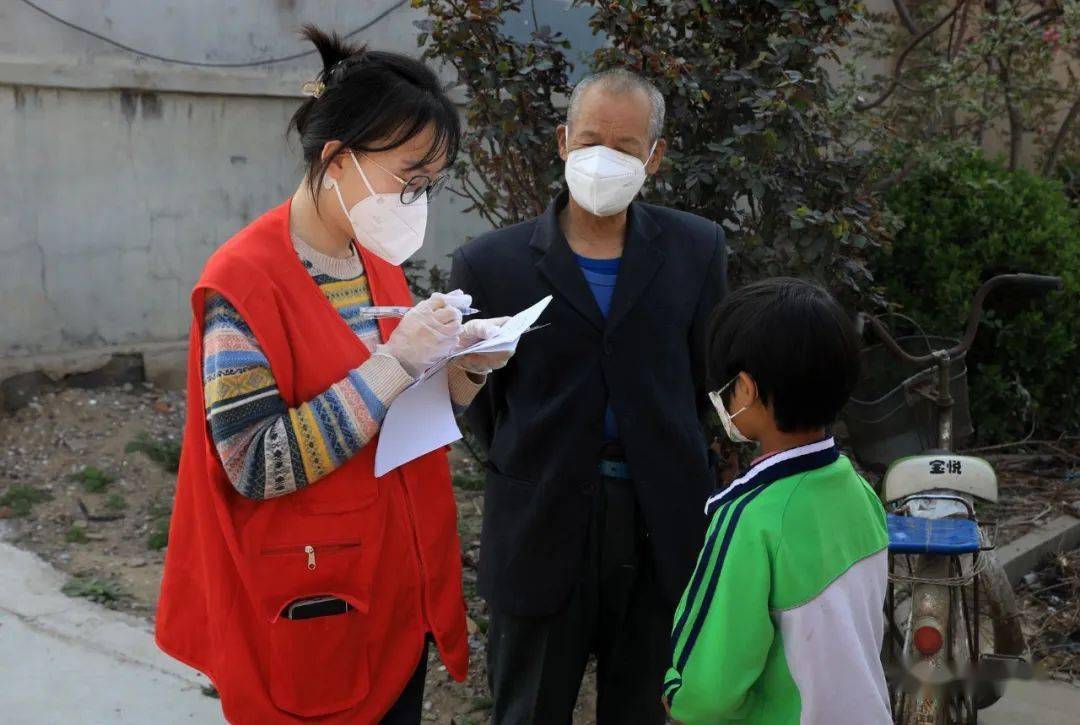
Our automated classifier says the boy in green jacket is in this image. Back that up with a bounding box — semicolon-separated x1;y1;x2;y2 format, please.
664;278;890;724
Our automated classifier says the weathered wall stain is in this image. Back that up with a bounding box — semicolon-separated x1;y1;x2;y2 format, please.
119;89;138;124
141;92;163;120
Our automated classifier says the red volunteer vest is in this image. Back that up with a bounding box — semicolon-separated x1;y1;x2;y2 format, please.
156;200;468;724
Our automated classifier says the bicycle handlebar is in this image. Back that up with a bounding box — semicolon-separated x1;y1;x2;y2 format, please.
858;273;1063;366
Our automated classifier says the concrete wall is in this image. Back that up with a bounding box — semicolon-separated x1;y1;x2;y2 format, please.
0;0;498;371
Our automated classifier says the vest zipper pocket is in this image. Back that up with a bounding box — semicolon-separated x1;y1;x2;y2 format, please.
261;540;361;571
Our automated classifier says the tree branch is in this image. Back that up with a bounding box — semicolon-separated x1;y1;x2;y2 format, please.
1043;92;1080;176
973;57;994;147
998;57;1024;171
891;0;920;36
1025;7;1064;27
871;157;919;193
855;0;968;112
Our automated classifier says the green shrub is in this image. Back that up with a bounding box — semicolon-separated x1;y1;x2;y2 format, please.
452;471;485;492
61;576;130;607
147;525;169;551
1054;158;1080;207
68;466;115;493
147;500;171;550
0;484;52;517
65;526;89;544
125;433;182;472
874;147;1080;441
105;493;127;511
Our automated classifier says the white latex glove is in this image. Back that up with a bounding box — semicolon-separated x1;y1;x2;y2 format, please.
375;292;467;378
452;317;515;375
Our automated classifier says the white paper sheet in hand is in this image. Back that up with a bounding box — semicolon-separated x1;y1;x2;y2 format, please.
374;366;458;477
452;295;552;356
373;295;552;476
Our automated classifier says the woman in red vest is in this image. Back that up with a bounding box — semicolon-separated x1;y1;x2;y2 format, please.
156;26;513;724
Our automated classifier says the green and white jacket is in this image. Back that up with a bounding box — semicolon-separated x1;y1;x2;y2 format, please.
665;438;890;724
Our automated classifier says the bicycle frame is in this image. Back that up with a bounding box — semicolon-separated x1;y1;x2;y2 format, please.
863;274;1061;724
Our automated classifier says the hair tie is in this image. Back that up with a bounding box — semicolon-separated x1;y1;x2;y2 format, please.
303;56;361;98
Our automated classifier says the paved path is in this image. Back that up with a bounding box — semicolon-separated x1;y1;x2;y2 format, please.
0;540;223;724
1;538;1078;724
982;678;1080;724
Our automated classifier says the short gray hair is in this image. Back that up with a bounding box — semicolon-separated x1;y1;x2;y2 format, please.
567;69;666;141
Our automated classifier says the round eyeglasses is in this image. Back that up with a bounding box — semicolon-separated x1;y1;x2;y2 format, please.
362;153;449;205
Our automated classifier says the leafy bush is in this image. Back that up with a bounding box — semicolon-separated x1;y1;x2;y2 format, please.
68;466;115;493
147;522;170;551
416;0;894;307
416;0;573;227
403;257;451;300
65;526;89;544
1055;157;1080;206
147;499;172;550
0;484;52;517
61;576;130;608
105;493;127;511
125;433;181;472
451;463;485;492
873;147;1080;440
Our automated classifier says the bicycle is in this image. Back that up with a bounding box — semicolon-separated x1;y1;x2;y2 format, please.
844;273;1063;725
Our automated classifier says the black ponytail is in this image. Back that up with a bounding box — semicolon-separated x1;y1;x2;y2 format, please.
288;25;460;198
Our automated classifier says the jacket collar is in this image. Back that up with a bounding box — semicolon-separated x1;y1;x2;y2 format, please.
704;437;840;516
529;190;664;334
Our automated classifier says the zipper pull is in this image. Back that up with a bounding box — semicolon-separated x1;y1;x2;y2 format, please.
305;545;316;570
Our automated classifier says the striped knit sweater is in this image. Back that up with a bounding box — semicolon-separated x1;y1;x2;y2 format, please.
202;237;483;500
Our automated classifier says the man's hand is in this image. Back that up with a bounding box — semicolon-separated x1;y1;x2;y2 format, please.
452;317;514;375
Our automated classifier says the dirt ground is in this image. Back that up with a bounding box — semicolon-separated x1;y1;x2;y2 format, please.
1;384;1077;720
0;385;597;723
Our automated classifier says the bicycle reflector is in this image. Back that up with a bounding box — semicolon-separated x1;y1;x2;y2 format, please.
914;625;944;655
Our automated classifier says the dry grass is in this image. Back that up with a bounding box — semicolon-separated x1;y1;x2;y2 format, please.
1018;548;1080;682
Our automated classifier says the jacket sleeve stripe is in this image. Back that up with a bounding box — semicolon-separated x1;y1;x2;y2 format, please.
674;481;771;672
670;499;736;659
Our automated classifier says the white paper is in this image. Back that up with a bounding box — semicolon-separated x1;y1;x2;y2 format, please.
374;366;459;477
374;295;552;476
448;295;552;359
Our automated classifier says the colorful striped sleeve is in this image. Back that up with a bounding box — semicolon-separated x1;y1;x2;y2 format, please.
665;486;775;723
448;366;486;415
201;292;413;500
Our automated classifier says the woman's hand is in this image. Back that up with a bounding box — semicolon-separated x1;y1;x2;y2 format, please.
376;292;465;378
452;317;514;375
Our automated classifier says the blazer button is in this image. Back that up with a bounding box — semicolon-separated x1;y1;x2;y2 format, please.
581;481;597;495
604;343;614;356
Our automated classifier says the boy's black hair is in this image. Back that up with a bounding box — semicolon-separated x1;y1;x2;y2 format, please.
288;26;460;199
706;277;861;432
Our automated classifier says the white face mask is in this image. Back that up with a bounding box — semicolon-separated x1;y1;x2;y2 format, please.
708;375;753;444
563;133;657;217
324;151;427;266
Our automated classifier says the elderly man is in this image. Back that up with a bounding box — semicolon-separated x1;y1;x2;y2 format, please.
450;69;727;723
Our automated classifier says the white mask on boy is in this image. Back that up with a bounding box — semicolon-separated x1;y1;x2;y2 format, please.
708;375;753;444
